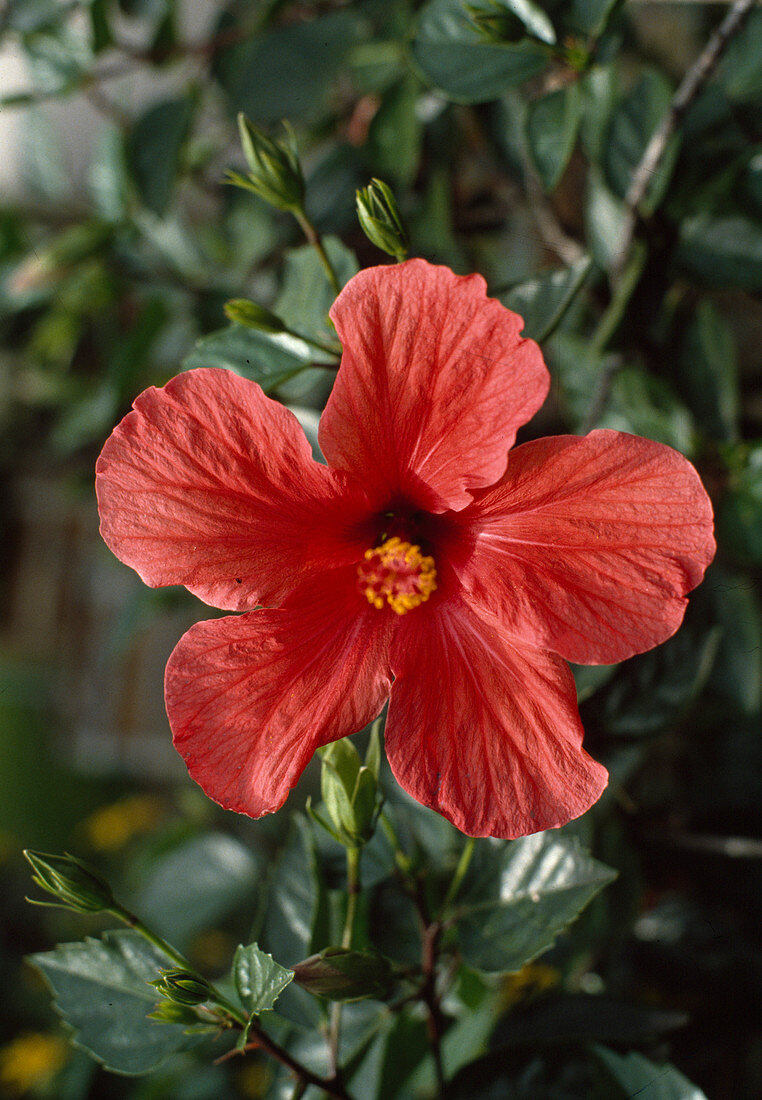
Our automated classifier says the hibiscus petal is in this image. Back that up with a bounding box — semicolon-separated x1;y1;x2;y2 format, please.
386;601;607;839
454;430;715;665
96;368;368;612
319;259;549;513
166;570;393;818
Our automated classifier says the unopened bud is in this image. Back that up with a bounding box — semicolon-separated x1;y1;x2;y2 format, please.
24;850;117;914
148;1000;204;1025
355;179;408;261
319;740;381;848
224;298;287;334
230;114;305;212
292;947;394;1002
150;969;212;1007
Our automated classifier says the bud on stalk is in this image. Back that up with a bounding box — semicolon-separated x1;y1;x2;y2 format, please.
224;298;287;334
150;969;213;1006
24;850;117;914
292;947;394;1002
356;179;408;262
230;114;305;212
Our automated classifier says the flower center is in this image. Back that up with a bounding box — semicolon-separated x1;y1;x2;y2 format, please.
357;536;437;615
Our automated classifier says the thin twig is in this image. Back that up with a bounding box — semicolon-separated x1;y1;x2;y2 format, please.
243;1018;353;1100
327;846;361;1083
614;0;756;280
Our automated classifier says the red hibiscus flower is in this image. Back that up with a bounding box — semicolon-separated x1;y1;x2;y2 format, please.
95;260;715;838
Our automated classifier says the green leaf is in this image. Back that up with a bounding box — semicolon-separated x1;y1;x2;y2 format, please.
6;0;76;32
233;943;293;1016
411;0;549;104
677;301;739;442
367;77;423;187
600;366;696;455
718;442;762;565
457;833;616;972
677;214;762;292
572;663;618;703
719;11;762;102
28;930;199;1075
87;126;130;223
605;68;678;213
347;1009;429;1100
525;83;582;191
127;96;196;216
601;617;720;736
706;567;762;715
501;254;592;342
259;817;330;965
584;168;626;270
571;0;624;36
594;1045;708;1099
274;237;358;351
489;0;557;45
134;833;259;951
214;9;365;125
182;325;314;391
580;64;618;164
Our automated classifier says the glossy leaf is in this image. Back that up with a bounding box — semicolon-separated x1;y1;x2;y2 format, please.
457;833;616;972
719;11;762;102
213;10;364;125
677;215;762;291
594;1045;708;1099
677;301;739;442
259;816;330;965
127;96;196;217
28;930;198;1075
718;443;762;565
274;237;358;351
525;83;582;191
571;0;624;36
706;567;762;715
134;832;259;950
233;943;293;1015
182;325;314;391
411;0;549;104
601;615;720;736
605;68;678;213
501;255;592;343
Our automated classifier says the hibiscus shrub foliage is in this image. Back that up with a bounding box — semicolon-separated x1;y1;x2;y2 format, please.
3;0;762;1098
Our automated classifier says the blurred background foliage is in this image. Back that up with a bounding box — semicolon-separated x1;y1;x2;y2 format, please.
1;0;761;1097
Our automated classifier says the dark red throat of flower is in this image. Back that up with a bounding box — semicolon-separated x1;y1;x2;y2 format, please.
357;536;437;615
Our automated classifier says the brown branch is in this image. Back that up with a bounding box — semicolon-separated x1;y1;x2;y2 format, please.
239;1018;353;1100
613;0;756;280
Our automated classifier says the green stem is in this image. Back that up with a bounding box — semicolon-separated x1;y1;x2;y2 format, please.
379;811;414;878
118;909;248;1026
442;837;475;914
328;845;362;1080
294;210;342;295
342;847;361;950
591;242;647;357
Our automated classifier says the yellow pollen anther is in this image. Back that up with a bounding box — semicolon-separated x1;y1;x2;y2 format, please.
357;536;437;615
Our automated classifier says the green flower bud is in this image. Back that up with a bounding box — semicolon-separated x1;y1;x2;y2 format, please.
319;741;381;848
150;969;212;1007
224;298;287;334
24;850;117;914
355;179;408;262
231;114;305;212
292;947;394;1002
148;1000;205;1025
